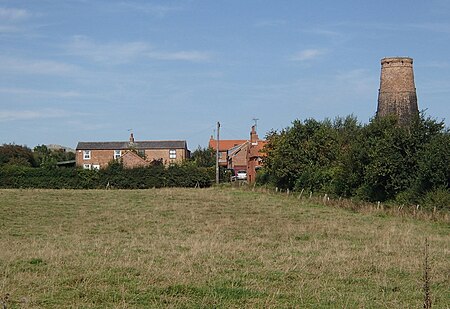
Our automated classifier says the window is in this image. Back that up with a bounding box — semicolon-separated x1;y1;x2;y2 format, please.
92;164;100;170
114;150;122;159
83;164;91;170
169;149;176;159
83;150;91;160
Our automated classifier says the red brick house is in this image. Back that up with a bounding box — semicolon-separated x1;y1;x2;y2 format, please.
227;142;249;173
76;134;190;169
208;126;266;183
208;137;247;167
246;126;267;183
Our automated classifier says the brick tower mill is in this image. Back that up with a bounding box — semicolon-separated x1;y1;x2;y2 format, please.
377;57;419;124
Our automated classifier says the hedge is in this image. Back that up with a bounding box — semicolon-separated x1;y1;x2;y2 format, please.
0;164;212;189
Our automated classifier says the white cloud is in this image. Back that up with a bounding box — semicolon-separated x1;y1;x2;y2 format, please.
67;35;150;64
0;7;33;34
117;2;182;18
335;21;450;34
0;109;71;122
0;56;80;75
147;50;212;62
302;28;343;38
0;25;20;33
0;87;81;98
409;22;450;34
0;7;31;21
254;19;287;28
334;69;375;95
67;36;212;64
290;49;326;61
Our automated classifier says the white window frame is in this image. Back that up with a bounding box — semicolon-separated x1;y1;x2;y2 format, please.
169;149;177;159
92;164;100;170
83;150;91;160
114;150;122;159
83;164;91;170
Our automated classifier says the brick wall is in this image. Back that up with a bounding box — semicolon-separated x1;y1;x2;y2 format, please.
144;148;187;165
228;143;248;171
76;148;188;169
122;151;148;169
76;149;116;169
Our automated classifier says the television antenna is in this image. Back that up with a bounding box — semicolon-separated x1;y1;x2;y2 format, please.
252;118;259;129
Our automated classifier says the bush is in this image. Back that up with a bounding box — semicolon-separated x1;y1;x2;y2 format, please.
421;187;450;211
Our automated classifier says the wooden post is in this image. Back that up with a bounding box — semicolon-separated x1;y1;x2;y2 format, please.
215;121;220;185
298;188;304;199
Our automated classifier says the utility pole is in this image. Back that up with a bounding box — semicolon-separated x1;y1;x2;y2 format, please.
215;121;220;185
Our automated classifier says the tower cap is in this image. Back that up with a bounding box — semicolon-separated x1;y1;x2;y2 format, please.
381;57;413;65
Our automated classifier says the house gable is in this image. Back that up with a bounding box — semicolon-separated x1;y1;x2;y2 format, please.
121;151;149;169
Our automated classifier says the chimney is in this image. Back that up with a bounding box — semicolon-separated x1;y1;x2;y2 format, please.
250;125;259;145
377;57;419;125
129;133;135;144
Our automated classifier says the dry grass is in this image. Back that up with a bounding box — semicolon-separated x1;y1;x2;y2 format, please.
0;188;449;308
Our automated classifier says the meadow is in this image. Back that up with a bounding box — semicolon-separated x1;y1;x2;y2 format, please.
0;188;448;308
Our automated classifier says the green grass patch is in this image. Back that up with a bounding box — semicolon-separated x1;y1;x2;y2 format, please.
0;188;448;308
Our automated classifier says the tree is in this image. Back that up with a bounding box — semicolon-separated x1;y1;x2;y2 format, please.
259;112;449;204
191;146;215;168
0;144;37;167
33;145;76;168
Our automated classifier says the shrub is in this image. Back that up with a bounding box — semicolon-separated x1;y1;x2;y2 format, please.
421;187;450;211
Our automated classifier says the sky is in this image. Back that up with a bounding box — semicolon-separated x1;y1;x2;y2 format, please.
1;0;450;150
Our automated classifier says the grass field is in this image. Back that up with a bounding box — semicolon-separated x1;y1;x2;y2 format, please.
0;188;449;308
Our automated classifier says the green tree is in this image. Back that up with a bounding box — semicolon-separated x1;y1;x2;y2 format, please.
0;144;37;167
355;114;447;202
263;118;343;190
191;146;215;168
33;145;75;168
415;132;450;194
260;112;448;205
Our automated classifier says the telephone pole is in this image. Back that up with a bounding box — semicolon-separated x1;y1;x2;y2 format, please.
215;121;220;185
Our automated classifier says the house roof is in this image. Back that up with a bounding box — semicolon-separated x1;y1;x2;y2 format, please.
76;140;187;150
227;142;249;157
249;140;267;158
209;139;247;152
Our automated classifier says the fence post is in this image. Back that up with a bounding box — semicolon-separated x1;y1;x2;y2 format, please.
298;188;304;199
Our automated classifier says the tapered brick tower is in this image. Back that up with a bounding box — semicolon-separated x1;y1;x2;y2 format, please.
377;57;419;124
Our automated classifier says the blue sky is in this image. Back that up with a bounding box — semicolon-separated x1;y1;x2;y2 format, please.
1;0;449;149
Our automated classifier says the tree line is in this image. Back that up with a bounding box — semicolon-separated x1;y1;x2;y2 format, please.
0;144;75;168
1;115;448;210
258;114;450;210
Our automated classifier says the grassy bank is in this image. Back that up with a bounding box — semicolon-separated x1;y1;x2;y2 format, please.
0;188;448;308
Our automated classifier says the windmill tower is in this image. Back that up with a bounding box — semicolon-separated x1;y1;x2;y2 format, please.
377;57;419;124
